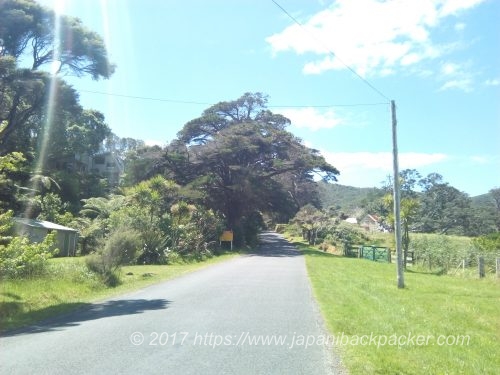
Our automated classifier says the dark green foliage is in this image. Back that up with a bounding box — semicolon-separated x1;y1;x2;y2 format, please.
291;204;328;245
472;232;500;272
0;209;14;245
410;235;458;272
0;0;114;217
0;152;26;211
418;182;472;235
85;228;141;286
121;145;163;186
166;203;224;260
0;233;57;278
317;181;384;214
409;233;499;274
274;223;288;234
137;228;167;264
326;169;499;238
239;211;266;247
322;222;370;255
0;0;115;79
164;93;339;244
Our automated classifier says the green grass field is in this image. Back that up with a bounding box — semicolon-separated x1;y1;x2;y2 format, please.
297;241;500;375
0;253;238;332
367;232;473;252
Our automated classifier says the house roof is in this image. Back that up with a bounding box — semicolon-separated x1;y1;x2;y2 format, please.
14;218;77;232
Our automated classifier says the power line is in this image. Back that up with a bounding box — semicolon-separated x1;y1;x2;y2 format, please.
79;90;212;106
269;102;388;108
270;0;390;102
80;89;387;108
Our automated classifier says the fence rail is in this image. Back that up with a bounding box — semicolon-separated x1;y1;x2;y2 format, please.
345;245;499;277
346;245;394;263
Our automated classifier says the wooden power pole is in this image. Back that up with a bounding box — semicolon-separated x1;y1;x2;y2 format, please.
391;100;404;289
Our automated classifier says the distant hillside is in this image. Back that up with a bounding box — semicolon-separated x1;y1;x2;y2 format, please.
471;192;495;209
318;183;496;215
317;181;384;215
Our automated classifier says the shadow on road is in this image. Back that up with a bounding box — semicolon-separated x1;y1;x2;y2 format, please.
1;298;170;337
247;231;340;259
246;231;302;258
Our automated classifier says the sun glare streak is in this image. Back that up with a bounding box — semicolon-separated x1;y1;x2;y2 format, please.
99;0;111;55
25;0;64;218
99;0;134;135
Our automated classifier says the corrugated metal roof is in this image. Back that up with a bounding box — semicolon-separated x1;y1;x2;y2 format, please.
14;218;77;232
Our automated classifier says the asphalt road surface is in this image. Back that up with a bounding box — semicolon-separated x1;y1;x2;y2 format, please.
1;231;345;375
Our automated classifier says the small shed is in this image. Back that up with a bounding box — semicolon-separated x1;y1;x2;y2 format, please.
360;214;388;233
14;218;78;256
345;217;358;224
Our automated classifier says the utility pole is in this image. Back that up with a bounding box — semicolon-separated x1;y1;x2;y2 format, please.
391;100;404;289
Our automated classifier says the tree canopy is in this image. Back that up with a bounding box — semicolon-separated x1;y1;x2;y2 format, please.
0;0;115;79
162;93;339;242
0;0;115;151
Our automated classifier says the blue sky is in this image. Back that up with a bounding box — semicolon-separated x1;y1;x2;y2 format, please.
38;0;499;196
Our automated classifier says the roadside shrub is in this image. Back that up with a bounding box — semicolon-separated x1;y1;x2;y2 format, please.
164;249;183;264
410;234;479;273
274;224;287;234
86;228;141;286
240;211;266;247
285;222;303;238
322;222;369;255
472;232;500;272
0;233;57;278
138;228;168;264
168;206;223;259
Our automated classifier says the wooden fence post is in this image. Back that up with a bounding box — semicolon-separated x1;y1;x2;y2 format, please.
478;257;485;278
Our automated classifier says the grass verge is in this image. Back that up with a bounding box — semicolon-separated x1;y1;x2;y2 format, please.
0;252;239;333
296;240;500;375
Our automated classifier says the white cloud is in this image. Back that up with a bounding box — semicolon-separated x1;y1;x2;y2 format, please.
439;78;473;92
470;155;488;164
279;107;343;131
484;78;500;86
266;0;485;77
438;61;475;92
454;22;466;31
439;0;485;16
441;62;460;75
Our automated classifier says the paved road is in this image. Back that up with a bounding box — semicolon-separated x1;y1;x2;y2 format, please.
1;232;344;374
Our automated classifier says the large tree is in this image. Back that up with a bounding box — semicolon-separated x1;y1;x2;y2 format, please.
0;0;114;78
1;0;115;214
0;0;114;149
489;187;500;231
418;175;473;235
162;93;338;242
0;57;47;152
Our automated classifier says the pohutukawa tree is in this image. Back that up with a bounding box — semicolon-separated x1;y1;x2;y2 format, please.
161;92;339;243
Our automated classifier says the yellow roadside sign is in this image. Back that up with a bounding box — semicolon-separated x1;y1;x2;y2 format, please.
220;230;233;242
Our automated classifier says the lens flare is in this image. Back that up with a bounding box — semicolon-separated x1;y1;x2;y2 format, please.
24;1;64;218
